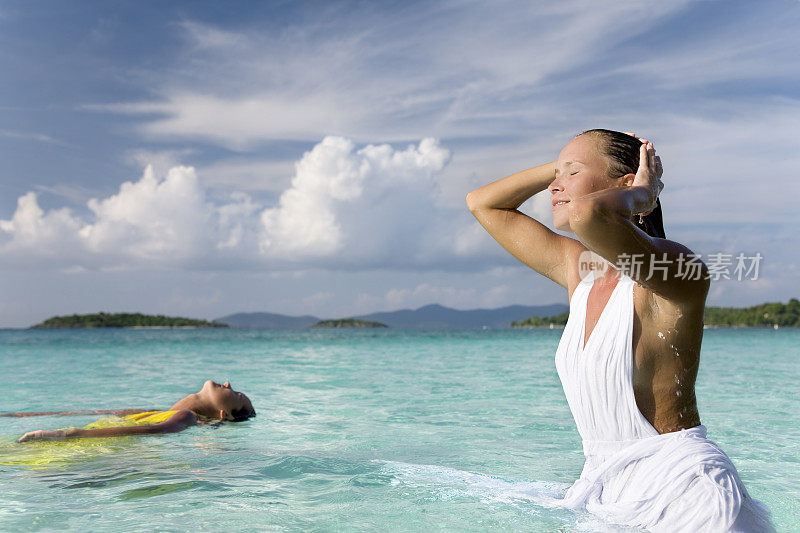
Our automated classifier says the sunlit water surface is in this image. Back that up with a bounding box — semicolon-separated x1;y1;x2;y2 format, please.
1;328;797;531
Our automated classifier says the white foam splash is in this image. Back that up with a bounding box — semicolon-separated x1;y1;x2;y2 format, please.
376;460;568;507
375;460;635;531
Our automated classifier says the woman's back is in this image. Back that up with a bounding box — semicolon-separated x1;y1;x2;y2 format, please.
566;249;705;434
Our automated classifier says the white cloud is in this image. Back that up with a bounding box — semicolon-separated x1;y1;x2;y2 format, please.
124;148;196;178
78;165;212;263
0;192;83;260
259;136;454;264
0;136;507;271
0;165;255;269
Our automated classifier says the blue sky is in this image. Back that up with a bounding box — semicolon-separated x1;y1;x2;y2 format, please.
1;0;798;327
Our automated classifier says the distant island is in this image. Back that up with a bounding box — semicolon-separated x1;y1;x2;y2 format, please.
703;298;799;327
311;318;388;328
511;298;800;328
32;312;228;329
511;312;569;328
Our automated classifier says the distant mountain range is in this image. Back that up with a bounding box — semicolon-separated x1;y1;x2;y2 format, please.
215;303;569;329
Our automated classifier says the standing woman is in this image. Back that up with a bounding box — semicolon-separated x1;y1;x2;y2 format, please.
466;129;773;532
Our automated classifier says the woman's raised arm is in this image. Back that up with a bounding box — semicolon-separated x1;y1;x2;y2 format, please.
466;161;580;289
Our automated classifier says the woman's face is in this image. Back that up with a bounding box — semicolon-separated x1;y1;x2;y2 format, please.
200;380;255;420
548;134;616;233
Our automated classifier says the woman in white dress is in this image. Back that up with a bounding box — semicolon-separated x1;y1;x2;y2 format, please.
466;129;774;532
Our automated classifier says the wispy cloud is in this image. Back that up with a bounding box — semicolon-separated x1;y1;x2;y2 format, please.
0;129;71;147
87;2;700;147
32;184;98;206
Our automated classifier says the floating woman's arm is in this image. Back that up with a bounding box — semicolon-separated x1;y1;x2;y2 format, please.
568;141;709;302
1;409;154;418
466;161;581;288
17;410;197;442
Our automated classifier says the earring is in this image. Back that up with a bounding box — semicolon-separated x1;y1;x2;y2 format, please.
638;214;644;224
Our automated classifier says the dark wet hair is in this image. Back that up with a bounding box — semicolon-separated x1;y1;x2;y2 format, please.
580;129;666;239
230;405;256;422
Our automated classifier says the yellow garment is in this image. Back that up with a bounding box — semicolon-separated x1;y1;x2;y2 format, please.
1;410;180;469
72;410;179;430
122;410;179;425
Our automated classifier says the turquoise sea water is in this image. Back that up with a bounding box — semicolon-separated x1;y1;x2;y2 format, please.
0;328;797;531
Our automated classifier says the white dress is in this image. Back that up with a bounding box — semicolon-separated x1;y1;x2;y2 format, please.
554;270;775;532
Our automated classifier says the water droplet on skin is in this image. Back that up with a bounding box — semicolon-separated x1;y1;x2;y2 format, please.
674;376;680;384
676;390;682;397
658;331;665;340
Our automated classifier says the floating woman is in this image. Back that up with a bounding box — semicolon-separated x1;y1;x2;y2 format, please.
9;380;255;442
466;129;774;532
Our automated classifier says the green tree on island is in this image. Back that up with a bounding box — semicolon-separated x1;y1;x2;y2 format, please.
703;298;799;327
511;312;570;328
32;312;228;329
311;318;388;328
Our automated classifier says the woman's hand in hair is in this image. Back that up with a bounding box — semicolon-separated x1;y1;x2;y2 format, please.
629;137;663;217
